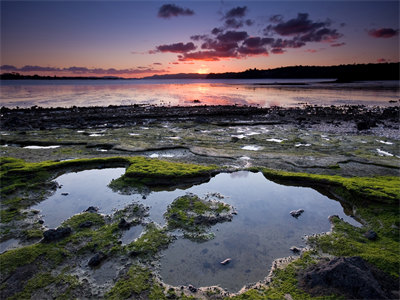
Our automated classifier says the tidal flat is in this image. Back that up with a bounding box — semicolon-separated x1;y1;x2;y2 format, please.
0;105;399;299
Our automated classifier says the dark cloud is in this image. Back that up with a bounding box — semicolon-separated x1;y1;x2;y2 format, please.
265;13;342;48
158;4;194;18
300;28;342;43
270;13;327;36
270;15;283;23
237;46;268;55
224;18;244;29
222;6;253;29
211;27;223;35
0;65;166;75
156;42;196;53
201;40;238;52
377;58;389;63
331;42;345;47
153;62;162;65
190;34;208;41
368;28;399;38
217;31;248;43
271;48;285;54
245;19;254;26
225;6;247;19
243;37;274;48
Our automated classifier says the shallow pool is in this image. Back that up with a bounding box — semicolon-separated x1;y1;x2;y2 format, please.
32;168;359;292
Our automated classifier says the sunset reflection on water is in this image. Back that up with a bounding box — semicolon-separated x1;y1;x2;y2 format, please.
1;79;398;108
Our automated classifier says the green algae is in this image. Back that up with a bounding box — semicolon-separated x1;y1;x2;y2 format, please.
308;215;399;277
105;264;173;300
61;212;106;231
254;167;400;204
164;194;232;241
125;223;173;257
229;252;342;300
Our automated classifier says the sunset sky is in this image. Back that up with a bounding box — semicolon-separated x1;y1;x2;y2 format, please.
1;0;399;78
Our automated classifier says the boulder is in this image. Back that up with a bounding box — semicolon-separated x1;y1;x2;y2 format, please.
118;218;131;230
42;227;72;242
364;230;378;241
299;256;398;299
85;206;99;213
290;209;304;218
88;252;107;267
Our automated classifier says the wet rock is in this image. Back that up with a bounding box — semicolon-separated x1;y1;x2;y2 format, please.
364;230;378;241
88;252;107;267
79;221;93;229
85;206;99;213
118;218;131;230
42;227;72;242
220;258;231;265
299;256;398;299
188;285;197;293
290;246;301;254
129;250;140;257
61;192;69;196
290;209;304;218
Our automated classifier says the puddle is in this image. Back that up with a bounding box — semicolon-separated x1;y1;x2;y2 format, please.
242;145;263;151
32;168;129;228
120;225;144;245
31;168;360;292
376;140;393;145
23;145;60;149
0;238;20;254
266;138;285;143
376;149;394;157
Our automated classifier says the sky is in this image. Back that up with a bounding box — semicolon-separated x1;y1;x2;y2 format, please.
1;0;399;78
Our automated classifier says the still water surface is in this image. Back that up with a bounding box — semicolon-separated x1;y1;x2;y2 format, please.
1;79;398;108
32;168;359;292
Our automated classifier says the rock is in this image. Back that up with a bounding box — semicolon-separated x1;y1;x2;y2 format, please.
299;256;398;299
290;209;304;218
42;227;72;242
88;252;107;267
129;250;140;257
79;221;93;229
85;206;99;213
188;285;197;293
38;220;44;224
290;246;301;253
61;192;69;196
364;230;378;240
220;258;231;265
118;218;131;230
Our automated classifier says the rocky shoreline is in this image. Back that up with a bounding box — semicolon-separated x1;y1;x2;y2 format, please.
1;104;399;132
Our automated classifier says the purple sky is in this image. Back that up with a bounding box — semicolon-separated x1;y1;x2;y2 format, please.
1;1;399;77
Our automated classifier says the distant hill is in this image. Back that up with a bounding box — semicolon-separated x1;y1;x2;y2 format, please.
1;63;398;81
0;73;125;80
206;63;400;81
142;73;208;80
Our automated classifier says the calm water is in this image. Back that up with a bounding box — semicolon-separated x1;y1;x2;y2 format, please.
1;79;398;108
31;168;359;292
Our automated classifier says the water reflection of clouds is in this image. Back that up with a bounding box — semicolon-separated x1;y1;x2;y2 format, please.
1;80;398;108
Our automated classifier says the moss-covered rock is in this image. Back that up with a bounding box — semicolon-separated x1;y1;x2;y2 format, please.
164;193;234;241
